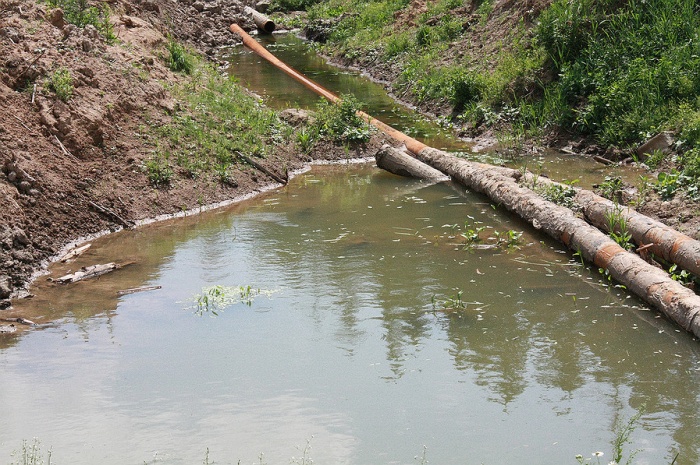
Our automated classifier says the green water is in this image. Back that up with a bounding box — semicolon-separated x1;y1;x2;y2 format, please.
2;165;699;465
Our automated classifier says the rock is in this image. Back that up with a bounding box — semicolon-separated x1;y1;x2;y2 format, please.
192;1;205;12
255;0;271;13
12;249;33;263
637;132;675;157
0;275;11;298
12;228;29;247
49;8;66;28
0;324;17;333
279;108;313;126
0;299;11;310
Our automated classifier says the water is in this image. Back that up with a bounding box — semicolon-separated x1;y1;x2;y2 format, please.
2;165;700;465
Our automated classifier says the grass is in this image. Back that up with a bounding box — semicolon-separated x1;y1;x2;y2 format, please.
297;0;700;165
46;68;73;101
44;0;115;42
144;48;293;187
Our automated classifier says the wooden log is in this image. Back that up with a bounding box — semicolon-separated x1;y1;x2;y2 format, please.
243;6;275;34
376;145;448;181
57;262;129;284
60;243;91;262
574;190;700;276
414;147;700;338
117;285;162;296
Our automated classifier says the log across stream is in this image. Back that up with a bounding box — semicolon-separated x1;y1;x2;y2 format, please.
230;25;700;339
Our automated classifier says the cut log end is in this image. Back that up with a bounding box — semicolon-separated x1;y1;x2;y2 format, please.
376;145;448;182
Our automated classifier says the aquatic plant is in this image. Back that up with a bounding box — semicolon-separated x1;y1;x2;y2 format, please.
9;438;51;465
189;285;277;316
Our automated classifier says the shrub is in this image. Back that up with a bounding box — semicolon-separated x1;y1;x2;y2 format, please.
166;39;195;74
47;68;73;101
313;95;372;142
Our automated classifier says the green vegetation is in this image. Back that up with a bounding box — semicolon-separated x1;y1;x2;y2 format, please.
46;68;73;101
145;49;292;187
166;39;195;74
189;285;277;316
296;0;700;194
45;0;115;42
311;94;372;143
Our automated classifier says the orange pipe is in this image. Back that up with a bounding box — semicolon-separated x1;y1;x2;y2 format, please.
229;24;428;155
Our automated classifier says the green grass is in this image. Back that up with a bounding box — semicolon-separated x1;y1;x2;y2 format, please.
145;50;292;187
45;0;115;42
46;68;73;101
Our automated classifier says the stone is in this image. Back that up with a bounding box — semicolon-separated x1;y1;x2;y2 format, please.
12;228;29;247
0;275;11;298
0;299;11;310
49;8;66;28
12;249;34;263
192;1;205;12
255;0;271;13
637;132;675;157
279;108;314;126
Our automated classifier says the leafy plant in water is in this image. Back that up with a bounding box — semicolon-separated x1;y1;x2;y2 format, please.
10;438;51;465
432;290;467;311
493;229;523;249
190;285;277;316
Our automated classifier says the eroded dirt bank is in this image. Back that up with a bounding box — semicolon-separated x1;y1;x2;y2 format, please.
0;0;388;310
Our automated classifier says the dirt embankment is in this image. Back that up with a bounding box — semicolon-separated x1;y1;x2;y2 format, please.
0;0;386;309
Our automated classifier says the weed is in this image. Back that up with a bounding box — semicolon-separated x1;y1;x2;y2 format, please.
143;155;173;188
46;68;73;101
493;228;523;249
432;289;467;311
45;0;114;41
189;285;277;316
536;182;579;210
605;205;634;251
10;439;51;465
166;39;195;74
313;94;372;143
596;176;624;203
296;127;315;153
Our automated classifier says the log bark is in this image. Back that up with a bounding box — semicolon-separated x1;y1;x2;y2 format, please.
60;243;91;262
414;147;700;338
375;145;448;181
57;262;128;284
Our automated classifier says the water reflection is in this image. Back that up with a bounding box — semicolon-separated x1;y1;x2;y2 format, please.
3;164;700;464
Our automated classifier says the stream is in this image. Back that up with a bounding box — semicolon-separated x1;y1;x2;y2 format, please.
1;34;699;465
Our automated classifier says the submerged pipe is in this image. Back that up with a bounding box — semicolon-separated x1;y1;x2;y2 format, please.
243;7;275;34
228;23;700;338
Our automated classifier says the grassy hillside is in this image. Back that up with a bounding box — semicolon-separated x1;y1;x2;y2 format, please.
274;0;700;181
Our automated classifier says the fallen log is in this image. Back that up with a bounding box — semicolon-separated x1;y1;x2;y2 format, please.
235;151;287;184
89;201;134;229
414;147;700;338
243;6;275;34
60;243;91;262
117;285;162;296
0;317;36;326
376;145;448;181
57;262;130;284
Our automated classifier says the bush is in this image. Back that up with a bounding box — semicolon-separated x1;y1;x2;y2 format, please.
166;40;195;74
47;68;73;101
313;95;372;143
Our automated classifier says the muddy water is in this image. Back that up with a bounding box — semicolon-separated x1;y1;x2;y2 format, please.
2;165;700;465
